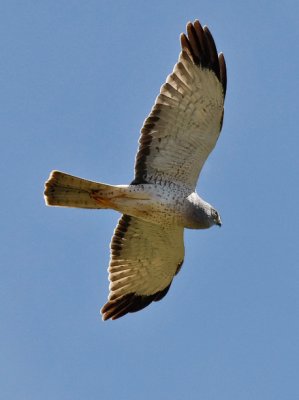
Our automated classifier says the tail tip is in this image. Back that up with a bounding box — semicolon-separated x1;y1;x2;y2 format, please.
44;170;61;206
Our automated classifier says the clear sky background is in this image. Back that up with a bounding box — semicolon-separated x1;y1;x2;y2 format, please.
1;1;298;399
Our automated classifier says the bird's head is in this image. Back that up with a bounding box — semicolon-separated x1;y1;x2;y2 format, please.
211;208;222;227
187;193;222;229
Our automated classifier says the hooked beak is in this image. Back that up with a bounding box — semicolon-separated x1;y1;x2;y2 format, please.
216;216;222;227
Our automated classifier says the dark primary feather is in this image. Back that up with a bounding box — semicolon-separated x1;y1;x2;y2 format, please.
101;284;171;321
133;19;226;186
181;21;226;96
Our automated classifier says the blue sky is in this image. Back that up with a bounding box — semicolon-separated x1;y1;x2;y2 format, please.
1;1;299;399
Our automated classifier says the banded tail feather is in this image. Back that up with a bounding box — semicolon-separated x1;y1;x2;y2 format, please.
44;170;113;209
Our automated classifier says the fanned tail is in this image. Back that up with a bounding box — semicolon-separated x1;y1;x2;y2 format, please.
44;170;114;209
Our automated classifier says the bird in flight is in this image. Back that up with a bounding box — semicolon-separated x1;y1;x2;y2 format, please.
44;20;227;320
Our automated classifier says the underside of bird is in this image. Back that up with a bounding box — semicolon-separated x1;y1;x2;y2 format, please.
44;170;186;320
44;18;226;320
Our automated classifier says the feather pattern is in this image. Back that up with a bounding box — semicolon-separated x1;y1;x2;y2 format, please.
133;20;226;189
44;19;227;321
101;214;184;320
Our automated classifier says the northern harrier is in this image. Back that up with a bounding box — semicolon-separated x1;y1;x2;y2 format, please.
44;20;227;320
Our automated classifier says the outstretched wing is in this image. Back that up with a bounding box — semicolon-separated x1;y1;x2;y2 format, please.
132;20;227;189
101;215;184;320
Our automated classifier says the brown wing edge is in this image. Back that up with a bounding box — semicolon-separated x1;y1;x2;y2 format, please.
132;19;226;186
109;214;132;257
131;108;162;185
101;214;184;320
101;283;172;321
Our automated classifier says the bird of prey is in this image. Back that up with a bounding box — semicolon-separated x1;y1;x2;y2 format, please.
44;20;227;320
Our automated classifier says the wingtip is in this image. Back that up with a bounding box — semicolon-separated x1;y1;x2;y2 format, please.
186;21;193;30
218;52;227;97
180;19;225;90
101;312;109;321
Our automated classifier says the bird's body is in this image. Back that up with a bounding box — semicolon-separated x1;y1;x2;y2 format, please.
44;20;227;320
46;171;219;229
